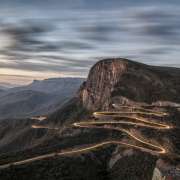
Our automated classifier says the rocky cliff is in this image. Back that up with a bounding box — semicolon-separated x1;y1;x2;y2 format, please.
78;58;180;111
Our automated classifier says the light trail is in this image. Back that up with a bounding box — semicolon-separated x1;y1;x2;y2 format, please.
94;111;167;117
31;125;59;130
73;121;170;130
93;114;171;129
0;141;165;170
112;104;169;116
73;122;166;154
0;105;171;169
30;116;47;121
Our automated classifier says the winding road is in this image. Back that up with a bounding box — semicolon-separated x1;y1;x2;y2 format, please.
0;104;172;169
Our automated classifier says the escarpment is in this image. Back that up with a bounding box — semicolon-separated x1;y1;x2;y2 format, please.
78;58;180;111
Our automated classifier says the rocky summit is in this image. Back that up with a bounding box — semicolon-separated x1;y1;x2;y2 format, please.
79;58;180;111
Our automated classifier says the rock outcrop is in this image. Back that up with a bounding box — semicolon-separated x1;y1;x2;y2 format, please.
78;58;180;111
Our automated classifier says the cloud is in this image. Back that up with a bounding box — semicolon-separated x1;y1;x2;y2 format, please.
0;55;93;74
78;23;121;42
1;21;56;51
0;4;180;84
134;9;180;42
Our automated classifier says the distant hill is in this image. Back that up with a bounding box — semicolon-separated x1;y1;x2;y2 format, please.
0;78;84;120
78;58;180;111
4;77;84;95
0;83;18;89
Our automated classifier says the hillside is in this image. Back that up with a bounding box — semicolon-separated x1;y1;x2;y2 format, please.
0;58;180;180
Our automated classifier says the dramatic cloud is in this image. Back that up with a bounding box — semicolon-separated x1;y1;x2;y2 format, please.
135;10;180;43
0;2;180;85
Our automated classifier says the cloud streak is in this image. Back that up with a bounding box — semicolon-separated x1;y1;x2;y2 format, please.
0;3;180;85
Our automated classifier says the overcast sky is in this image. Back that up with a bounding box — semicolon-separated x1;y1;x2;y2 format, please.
0;0;180;85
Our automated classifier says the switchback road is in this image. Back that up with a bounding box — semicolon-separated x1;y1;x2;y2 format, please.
0;104;172;169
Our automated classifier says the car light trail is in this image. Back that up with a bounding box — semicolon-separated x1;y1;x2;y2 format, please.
0;105;172;169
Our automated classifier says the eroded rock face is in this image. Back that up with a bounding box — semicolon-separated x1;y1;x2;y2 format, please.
78;59;128;110
78;58;180;111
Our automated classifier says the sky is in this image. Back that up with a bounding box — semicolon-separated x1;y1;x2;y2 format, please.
0;0;180;86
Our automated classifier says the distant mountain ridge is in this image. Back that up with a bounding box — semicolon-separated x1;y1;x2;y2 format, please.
3;77;84;95
0;77;84;120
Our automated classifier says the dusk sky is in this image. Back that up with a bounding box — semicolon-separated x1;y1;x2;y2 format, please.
0;0;180;85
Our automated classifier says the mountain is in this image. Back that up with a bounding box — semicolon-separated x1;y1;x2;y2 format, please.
0;58;180;180
0;78;84;120
0;83;18;89
50;58;180;124
2;77;84;95
78;58;180;111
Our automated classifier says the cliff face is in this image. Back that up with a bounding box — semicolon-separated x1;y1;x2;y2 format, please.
79;59;128;110
78;58;180;111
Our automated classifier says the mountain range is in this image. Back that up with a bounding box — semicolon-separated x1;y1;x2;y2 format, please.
0;78;84;120
0;58;180;180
